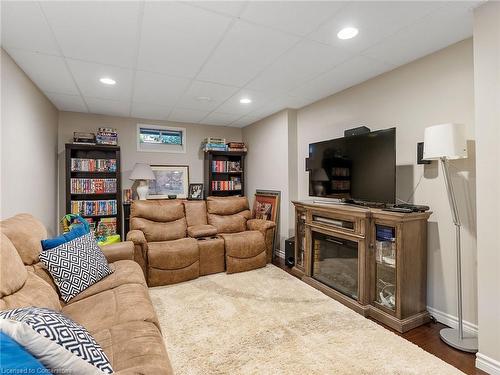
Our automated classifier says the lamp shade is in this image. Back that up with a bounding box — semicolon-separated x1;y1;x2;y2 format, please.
423;123;467;160
312;168;329;181
129;163;155;180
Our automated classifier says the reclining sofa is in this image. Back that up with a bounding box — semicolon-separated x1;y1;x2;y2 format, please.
0;214;172;374
127;196;276;286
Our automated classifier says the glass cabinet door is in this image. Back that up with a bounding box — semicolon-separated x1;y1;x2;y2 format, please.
374;224;397;312
295;210;306;270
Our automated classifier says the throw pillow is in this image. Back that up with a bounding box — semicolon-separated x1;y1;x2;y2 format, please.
0;307;113;374
41;225;88;250
39;232;113;302
0;331;49;373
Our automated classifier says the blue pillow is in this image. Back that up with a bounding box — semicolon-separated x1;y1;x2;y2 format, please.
41;225;87;250
0;332;49;373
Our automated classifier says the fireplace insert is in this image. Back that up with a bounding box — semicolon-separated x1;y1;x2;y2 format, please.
311;231;359;299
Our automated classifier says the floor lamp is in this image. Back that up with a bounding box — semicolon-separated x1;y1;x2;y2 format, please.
423;123;478;353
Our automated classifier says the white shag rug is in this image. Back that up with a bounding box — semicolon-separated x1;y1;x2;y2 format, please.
149;265;463;375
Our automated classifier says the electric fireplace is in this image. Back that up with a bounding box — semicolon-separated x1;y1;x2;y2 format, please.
311;231;359;299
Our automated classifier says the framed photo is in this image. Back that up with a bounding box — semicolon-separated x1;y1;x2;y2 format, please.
254;190;281;259
188;183;204;200
148;165;189;199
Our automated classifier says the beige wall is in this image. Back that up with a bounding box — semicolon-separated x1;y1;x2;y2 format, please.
473;2;500;372
296;39;476;328
58;111;242;219
242;109;298;252
1;49;58;234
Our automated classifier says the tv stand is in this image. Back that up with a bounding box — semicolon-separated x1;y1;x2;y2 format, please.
292;200;432;333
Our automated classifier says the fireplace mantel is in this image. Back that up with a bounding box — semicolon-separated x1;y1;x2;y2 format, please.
292;200;432;333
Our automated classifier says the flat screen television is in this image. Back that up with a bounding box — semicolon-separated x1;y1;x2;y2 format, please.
308;128;396;204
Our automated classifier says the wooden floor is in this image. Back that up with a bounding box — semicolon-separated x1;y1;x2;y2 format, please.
272;259;485;375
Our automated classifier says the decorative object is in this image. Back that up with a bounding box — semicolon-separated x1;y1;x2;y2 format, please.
39;232;113;302
0;307;113;374
130;163;156;200
168;195;177;199
423;123;477;353
254;190;281;257
148;165;189;199
188;183;204;200
148;265;462;375
65;143;122;236
123;188;132;203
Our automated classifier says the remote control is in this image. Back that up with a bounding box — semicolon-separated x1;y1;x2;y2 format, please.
383;207;414;213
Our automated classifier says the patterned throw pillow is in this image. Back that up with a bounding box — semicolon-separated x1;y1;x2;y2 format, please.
39;232;113;302
0;307;113;374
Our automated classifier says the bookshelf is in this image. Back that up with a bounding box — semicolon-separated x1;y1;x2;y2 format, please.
204;150;246;197
65;144;122;237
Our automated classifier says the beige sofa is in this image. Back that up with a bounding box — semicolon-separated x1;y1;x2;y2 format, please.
0;214;173;375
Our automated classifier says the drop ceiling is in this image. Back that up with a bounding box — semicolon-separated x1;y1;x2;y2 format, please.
1;1;481;127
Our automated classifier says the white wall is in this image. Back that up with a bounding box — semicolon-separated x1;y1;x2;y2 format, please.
473;3;500;373
58;111;242;219
242;110;298;252
1;49;59;234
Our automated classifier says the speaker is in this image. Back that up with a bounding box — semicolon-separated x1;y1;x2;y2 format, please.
285;237;295;268
344;126;370;137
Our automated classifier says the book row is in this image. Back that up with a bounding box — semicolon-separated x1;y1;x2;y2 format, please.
71;178;117;194
211;180;242;191
331;180;351;191
71;158;117;172
211;160;242;173
71;200;117;216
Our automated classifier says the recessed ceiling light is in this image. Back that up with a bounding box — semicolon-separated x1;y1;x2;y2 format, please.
337;27;359;40
196;96;212;102
99;77;116;85
240;98;252;104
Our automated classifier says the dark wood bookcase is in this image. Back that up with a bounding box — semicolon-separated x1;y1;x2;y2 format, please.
65;143;122;237
204;151;246;197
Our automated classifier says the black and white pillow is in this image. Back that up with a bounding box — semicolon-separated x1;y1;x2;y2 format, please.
0;307;113;374
39;232;113;302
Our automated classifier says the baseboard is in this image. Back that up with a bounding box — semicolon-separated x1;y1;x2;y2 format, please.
476;353;500;375
426;306;478;335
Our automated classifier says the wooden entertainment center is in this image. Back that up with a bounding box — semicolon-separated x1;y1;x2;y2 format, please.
292;200;432;333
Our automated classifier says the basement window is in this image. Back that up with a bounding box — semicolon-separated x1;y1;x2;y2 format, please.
137;124;186;153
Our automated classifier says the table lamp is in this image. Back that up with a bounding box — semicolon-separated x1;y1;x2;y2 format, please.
423;123;477;352
129;163;155;200
312;168;329;196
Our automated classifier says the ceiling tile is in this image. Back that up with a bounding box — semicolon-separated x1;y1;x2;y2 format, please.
45;93;87;112
138;2;232;77
1;1;60;54
6;49;79;95
131;102;171;121
67;59;133;101
308;1;442;53
85;97;130;117
201;112;242;126
168;108;210;123
247;40;353;94
241;1;346;36
188;1;247;17
230;114;262;128
291;55;395;101
41;1;141;68
363;6;474;67
176;81;240;111
197;20;300;87
133;70;191;106
214;88;275;115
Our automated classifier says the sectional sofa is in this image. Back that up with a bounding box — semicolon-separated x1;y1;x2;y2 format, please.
0;214;172;374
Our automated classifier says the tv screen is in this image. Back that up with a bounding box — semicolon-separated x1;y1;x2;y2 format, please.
308;128;396;203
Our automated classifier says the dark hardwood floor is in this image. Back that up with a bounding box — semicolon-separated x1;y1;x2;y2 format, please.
272;258;485;375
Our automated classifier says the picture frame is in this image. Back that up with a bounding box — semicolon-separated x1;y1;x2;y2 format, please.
148;165;189;199
254;190;281;259
188;183;204;200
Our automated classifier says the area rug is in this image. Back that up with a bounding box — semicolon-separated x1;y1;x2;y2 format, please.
149;265;462;375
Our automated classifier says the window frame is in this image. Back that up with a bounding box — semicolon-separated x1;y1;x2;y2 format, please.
136;123;186;153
